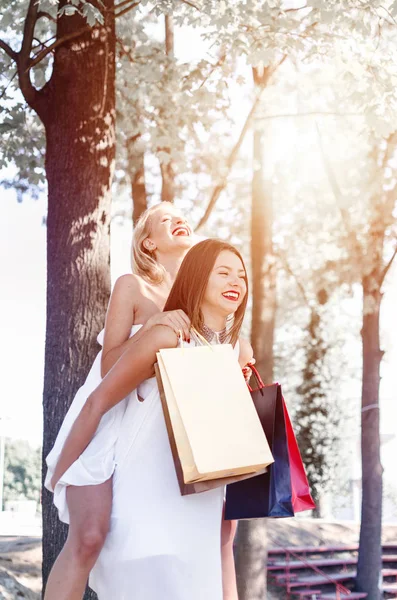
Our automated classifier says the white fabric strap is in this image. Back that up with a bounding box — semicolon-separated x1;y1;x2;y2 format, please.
362;403;379;413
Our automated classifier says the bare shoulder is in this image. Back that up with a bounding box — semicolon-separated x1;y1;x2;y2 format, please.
112;273;143;297
238;337;254;366
102;274;143;350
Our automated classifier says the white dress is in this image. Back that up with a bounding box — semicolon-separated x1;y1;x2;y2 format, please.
44;328;130;524
45;325;234;599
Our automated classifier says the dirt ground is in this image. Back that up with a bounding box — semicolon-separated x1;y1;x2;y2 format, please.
0;537;41;599
0;520;396;599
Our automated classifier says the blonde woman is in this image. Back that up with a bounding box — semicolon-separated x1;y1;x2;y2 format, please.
45;203;241;600
45;202;194;599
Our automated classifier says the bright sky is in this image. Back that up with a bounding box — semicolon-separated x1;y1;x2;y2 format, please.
0;188;134;446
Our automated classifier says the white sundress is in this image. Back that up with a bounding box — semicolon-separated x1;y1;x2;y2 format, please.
45;325;239;599
44;327;131;523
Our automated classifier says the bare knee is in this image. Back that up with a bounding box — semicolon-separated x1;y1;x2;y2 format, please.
72;524;108;565
221;519;237;548
66;481;112;567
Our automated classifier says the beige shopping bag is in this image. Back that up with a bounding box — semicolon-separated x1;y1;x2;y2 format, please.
155;364;267;495
155;340;273;493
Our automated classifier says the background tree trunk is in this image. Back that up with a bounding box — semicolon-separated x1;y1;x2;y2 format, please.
127;133;147;224
250;126;276;383
235;66;276;600
41;4;115;598
356;277;383;599
160;14;175;203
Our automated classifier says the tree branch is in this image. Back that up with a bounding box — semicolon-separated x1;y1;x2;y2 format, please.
377;4;397;25
18;0;40;108
195;90;265;231
114;0;139;11
315;121;364;261
20;0;38;64
380;243;397;286
28;26;91;70
283;5;309;13
0;39;18;62
381;131;397;171
195;55;286;231
278;251;311;307
0;69;18;100
180;0;201;10
197;53;226;90
115;1;140;18
32;35;57;56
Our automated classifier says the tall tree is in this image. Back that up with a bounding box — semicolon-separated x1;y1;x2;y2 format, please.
318;130;397;599
234;63;279;600
0;0;116;594
355;138;397;598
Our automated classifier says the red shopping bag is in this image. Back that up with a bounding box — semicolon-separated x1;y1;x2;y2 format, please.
282;396;316;513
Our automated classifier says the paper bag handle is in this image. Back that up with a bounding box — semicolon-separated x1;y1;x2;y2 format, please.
190;327;214;350
247;363;265;395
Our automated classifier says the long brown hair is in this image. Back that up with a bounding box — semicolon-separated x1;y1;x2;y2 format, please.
164;239;248;346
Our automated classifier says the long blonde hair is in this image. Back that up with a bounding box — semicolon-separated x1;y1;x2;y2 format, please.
131;203;172;284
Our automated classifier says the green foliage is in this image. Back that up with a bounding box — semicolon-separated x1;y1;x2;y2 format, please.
4;0;397;202
114;7;237;206
294;305;340;512
4;439;42;504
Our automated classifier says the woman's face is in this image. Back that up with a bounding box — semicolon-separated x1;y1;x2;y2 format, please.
145;204;194;254
202;250;247;318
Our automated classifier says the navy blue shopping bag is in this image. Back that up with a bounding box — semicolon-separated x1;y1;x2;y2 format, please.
225;370;294;519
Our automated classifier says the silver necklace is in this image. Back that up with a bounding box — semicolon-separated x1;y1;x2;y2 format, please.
200;323;229;344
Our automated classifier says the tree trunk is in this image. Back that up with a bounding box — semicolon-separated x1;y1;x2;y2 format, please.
41;4;115;598
355;278;383;599
250;127;276;383
159;14;175;203
235;518;270;600
235;69;276;599
127;134;147;224
160;159;175;203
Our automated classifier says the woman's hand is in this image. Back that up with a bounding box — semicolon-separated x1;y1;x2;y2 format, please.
144;310;191;342
242;358;255;383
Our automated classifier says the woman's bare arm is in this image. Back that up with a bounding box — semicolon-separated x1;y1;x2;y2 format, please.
100;275;140;378
51;325;178;489
238;337;254;368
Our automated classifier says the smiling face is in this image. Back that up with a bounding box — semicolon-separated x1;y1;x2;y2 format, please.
201;250;247;319
143;203;193;255
163;239;249;345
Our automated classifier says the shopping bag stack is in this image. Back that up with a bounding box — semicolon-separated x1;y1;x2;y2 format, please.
225;365;316;519
155;341;274;495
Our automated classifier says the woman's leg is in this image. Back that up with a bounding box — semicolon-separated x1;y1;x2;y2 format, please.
221;511;238;600
44;479;112;600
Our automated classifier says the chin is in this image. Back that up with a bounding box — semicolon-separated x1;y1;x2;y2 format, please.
220;302;239;315
175;236;194;247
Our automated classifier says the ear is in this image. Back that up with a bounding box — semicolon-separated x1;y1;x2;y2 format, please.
143;238;156;252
